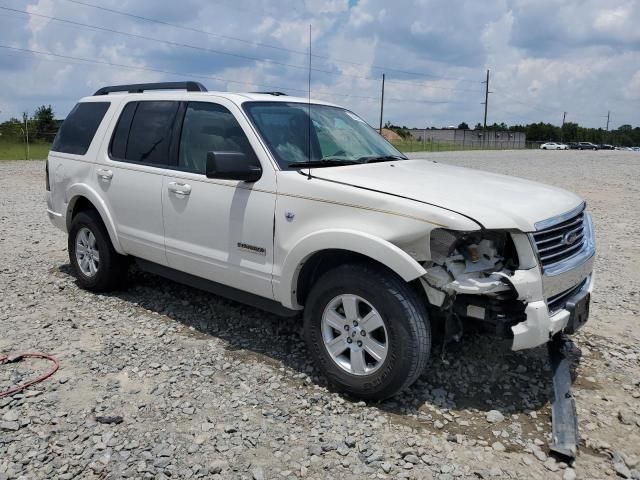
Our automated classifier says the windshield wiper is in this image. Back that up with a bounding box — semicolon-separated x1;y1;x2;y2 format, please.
357;154;406;163
288;158;359;168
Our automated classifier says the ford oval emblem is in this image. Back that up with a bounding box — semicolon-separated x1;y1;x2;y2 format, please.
562;231;578;245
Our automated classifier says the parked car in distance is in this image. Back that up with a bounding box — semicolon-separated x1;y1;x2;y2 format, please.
46;82;596;400
598;144;614;150
577;142;598;150
540;142;567;150
567;142;580;149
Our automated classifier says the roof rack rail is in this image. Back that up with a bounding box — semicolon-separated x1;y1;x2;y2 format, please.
93;81;208;96
251;91;287;96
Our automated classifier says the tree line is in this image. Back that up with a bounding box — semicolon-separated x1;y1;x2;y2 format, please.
0;105;59;143
385;120;640;146
3;107;639;147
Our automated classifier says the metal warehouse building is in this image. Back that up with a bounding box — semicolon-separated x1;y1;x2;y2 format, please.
408;128;527;149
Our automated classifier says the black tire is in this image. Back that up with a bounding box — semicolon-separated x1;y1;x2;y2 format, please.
68;210;128;292
304;264;431;400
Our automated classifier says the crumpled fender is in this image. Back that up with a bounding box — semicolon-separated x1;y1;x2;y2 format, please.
65;183;124;254
277;229;427;309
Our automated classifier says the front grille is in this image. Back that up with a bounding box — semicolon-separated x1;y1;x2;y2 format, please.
547;278;587;314
532;210;586;269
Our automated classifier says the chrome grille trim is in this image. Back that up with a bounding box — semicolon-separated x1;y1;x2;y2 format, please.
532;205;596;304
534;202;585;230
532;210;586;269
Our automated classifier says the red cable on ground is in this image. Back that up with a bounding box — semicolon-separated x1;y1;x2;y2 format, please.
0;353;60;398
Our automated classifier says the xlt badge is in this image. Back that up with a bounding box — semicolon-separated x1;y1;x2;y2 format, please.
237;242;266;256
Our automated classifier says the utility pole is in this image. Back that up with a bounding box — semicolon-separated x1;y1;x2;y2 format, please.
22;112;29;161
482;69;490;130
379;73;385;134
606;111;610;131
561;111;567;142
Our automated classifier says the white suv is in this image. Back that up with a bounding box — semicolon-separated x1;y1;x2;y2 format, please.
46;82;595;400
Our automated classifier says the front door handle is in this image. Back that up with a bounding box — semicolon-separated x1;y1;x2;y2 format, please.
168;182;191;196
97;168;113;180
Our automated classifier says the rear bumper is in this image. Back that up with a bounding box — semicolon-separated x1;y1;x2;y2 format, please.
46;192;67;232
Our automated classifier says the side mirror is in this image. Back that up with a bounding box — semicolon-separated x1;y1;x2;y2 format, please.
206;151;262;183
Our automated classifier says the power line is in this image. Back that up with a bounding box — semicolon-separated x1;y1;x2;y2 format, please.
4;5;481;95
61;0;481;85
0;44;308;93
63;0;309;56
0;46;468;107
0;6;312;73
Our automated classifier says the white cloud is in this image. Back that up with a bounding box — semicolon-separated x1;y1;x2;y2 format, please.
0;0;637;129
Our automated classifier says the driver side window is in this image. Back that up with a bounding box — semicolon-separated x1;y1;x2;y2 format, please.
178;102;257;174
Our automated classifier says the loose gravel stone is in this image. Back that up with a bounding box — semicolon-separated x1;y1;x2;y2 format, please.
486;410;505;423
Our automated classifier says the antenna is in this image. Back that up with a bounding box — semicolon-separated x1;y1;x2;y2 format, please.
307;24;312;180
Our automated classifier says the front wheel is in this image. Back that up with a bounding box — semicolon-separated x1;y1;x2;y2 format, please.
304;264;431;400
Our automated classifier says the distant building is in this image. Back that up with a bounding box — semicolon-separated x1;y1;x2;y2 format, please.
407;128;526;149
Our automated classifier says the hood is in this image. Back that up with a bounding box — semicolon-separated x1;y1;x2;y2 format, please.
310;159;583;232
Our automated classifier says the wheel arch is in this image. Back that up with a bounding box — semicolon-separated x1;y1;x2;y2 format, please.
65;185;124;254
278;229;427;309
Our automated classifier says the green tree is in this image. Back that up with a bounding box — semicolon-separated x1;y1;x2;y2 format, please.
457;122;469;130
32;105;57;142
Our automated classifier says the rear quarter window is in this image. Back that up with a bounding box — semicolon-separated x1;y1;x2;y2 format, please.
51;102;110;155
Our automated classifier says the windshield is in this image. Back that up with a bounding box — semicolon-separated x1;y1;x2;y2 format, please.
242;101;407;169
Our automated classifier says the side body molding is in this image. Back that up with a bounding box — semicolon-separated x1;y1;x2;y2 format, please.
65;183;125;254
277;229;427;309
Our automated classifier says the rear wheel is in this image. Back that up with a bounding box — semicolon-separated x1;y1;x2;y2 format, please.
68;210;128;292
304;264;431;400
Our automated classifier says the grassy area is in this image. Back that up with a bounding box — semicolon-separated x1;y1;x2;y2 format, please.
0;141;51;160
0;138;524;160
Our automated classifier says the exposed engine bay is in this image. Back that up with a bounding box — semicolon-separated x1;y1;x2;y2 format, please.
420;229;527;341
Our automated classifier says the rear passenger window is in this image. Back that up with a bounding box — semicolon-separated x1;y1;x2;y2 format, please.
51;102;110;155
110;101;179;166
178;102;257;174
110;102;136;160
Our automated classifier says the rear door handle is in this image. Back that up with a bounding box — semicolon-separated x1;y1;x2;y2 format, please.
97;168;113;180
168;182;191;196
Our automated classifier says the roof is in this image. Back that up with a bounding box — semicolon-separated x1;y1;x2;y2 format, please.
81;90;339;108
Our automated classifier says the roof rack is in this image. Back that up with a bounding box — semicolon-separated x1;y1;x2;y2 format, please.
93;81;208;96
251;91;287;96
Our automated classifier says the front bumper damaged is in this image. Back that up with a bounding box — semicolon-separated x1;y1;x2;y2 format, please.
511;271;593;350
421;213;595;351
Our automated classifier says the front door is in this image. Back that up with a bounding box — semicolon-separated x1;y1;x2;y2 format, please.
162;100;276;299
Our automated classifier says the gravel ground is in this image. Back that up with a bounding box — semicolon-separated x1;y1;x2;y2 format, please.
1;150;639;480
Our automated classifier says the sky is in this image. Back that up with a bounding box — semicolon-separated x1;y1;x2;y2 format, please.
0;0;638;129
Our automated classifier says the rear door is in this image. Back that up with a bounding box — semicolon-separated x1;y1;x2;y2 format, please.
162;99;277;299
99;99;180;265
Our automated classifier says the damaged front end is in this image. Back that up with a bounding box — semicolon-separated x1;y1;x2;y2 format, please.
419;207;595;460
420;228;527;343
419;205;596;352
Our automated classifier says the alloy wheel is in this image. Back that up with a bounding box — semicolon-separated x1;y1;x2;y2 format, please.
321;294;388;376
75;227;99;277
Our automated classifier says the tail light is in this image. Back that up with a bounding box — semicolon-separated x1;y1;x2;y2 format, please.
45;160;50;191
